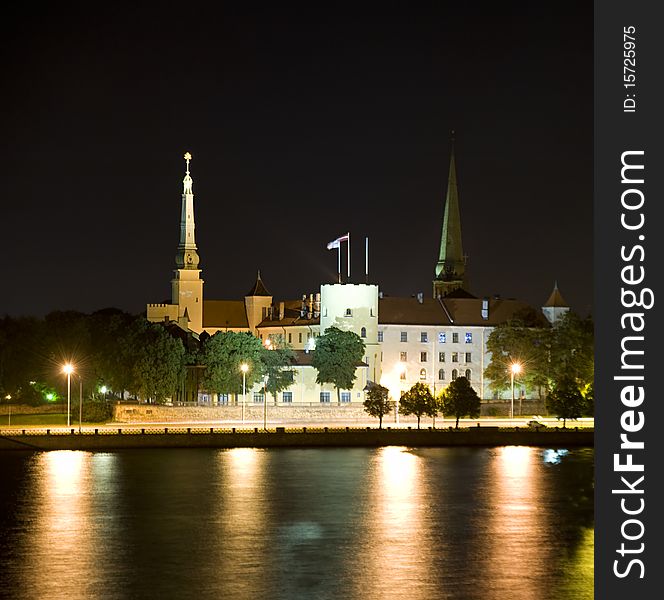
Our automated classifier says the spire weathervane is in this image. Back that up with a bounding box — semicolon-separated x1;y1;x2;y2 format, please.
184;151;192;174
183;152;193;195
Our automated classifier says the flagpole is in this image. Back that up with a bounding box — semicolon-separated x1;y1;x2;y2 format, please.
347;232;350;278
365;237;368;283
337;246;341;283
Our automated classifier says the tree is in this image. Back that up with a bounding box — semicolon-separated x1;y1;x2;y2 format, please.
547;377;585;427
261;335;295;404
311;327;365;404
581;382;594;416
399;382;433;429
129;320;186;403
441;376;481;429
201;331;265;398
363;384;392;428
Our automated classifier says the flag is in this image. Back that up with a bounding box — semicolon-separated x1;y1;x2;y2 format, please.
327;233;349;250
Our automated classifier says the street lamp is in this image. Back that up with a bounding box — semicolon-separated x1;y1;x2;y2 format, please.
263;374;268;432
240;363;249;424
62;363;74;428
510;362;522;420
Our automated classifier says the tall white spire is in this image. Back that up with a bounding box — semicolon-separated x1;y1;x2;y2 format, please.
175;151;200;269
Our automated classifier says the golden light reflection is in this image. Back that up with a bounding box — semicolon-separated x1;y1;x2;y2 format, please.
357;447;430;600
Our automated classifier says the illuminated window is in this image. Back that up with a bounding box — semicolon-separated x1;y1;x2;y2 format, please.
401;331;408;342
419;368;427;380
219;393;229;405
320;392;331;403
253;391;264;404
400;352;407;362
438;332;446;343
438;369;445;380
452;333;459;343
465;369;471;381
465;352;472;363
452;369;458;380
420;351;427;362
421;331;428;343
282;392;293;403
288;333;292;343
340;391;351;403
361;327;367;338
400;370;407;380
378;331;384;342
452;352;459;362
439;352;445;362
465;332;472;343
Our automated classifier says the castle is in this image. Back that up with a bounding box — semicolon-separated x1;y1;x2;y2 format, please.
147;150;568;405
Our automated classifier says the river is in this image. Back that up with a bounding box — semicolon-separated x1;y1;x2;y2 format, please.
0;446;593;600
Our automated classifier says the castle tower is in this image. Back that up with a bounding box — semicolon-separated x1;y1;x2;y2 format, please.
244;271;273;335
171;152;204;333
541;281;570;326
433;136;467;297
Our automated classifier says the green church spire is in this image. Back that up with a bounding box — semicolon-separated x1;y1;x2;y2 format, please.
433;134;466;297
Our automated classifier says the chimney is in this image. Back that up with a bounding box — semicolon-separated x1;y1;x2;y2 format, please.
481;297;489;320
314;292;321;317
279;301;285;320
417;292;423;304
300;294;307;317
378;291;383;299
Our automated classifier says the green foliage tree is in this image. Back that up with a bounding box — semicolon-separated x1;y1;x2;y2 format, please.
581;382;594;416
262;336;296;404
311;326;365;404
399;382;433;429
363;384;392;428
129;319;186;403
441;376;481;429
547;377;586;427
201;331;265;398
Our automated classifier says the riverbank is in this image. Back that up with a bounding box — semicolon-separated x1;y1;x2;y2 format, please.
0;426;593;451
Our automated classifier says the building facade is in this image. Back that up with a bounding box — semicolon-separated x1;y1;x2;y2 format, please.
148;152;567;405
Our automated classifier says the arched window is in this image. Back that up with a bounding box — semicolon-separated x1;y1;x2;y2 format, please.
452;369;458;381
360;327;367;338
419;368;427;380
465;369;471;381
438;369;445;381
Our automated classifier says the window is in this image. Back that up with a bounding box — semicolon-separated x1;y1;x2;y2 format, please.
400;331;408;342
288;333;292;344
282;391;293;403
218;393;229;405
465;332;472;343
465;369;471;381
419;368;427;380
340;391;351;403
438;332;446;343
377;331;384;342
298;332;303;343
307;332;312;340
345;308;352;317
400;352;408;362
400;370;407;380
452;369;458;380
452;333;459;343
438;369;445;381
452;352;459;363
439;352;445;362
465;352;472;363
253;391;264;404
320;391;331;403
421;331;428;343
360;327;367;338
420;351;428;362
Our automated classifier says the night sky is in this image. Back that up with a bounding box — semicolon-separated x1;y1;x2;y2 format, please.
2;3;592;318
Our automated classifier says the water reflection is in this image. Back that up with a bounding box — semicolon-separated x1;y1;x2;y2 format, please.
0;447;593;600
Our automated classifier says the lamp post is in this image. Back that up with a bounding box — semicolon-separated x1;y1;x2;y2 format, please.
63;363;74;428
510;362;522;421
263;375;268;432
240;363;249;424
78;376;83;434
